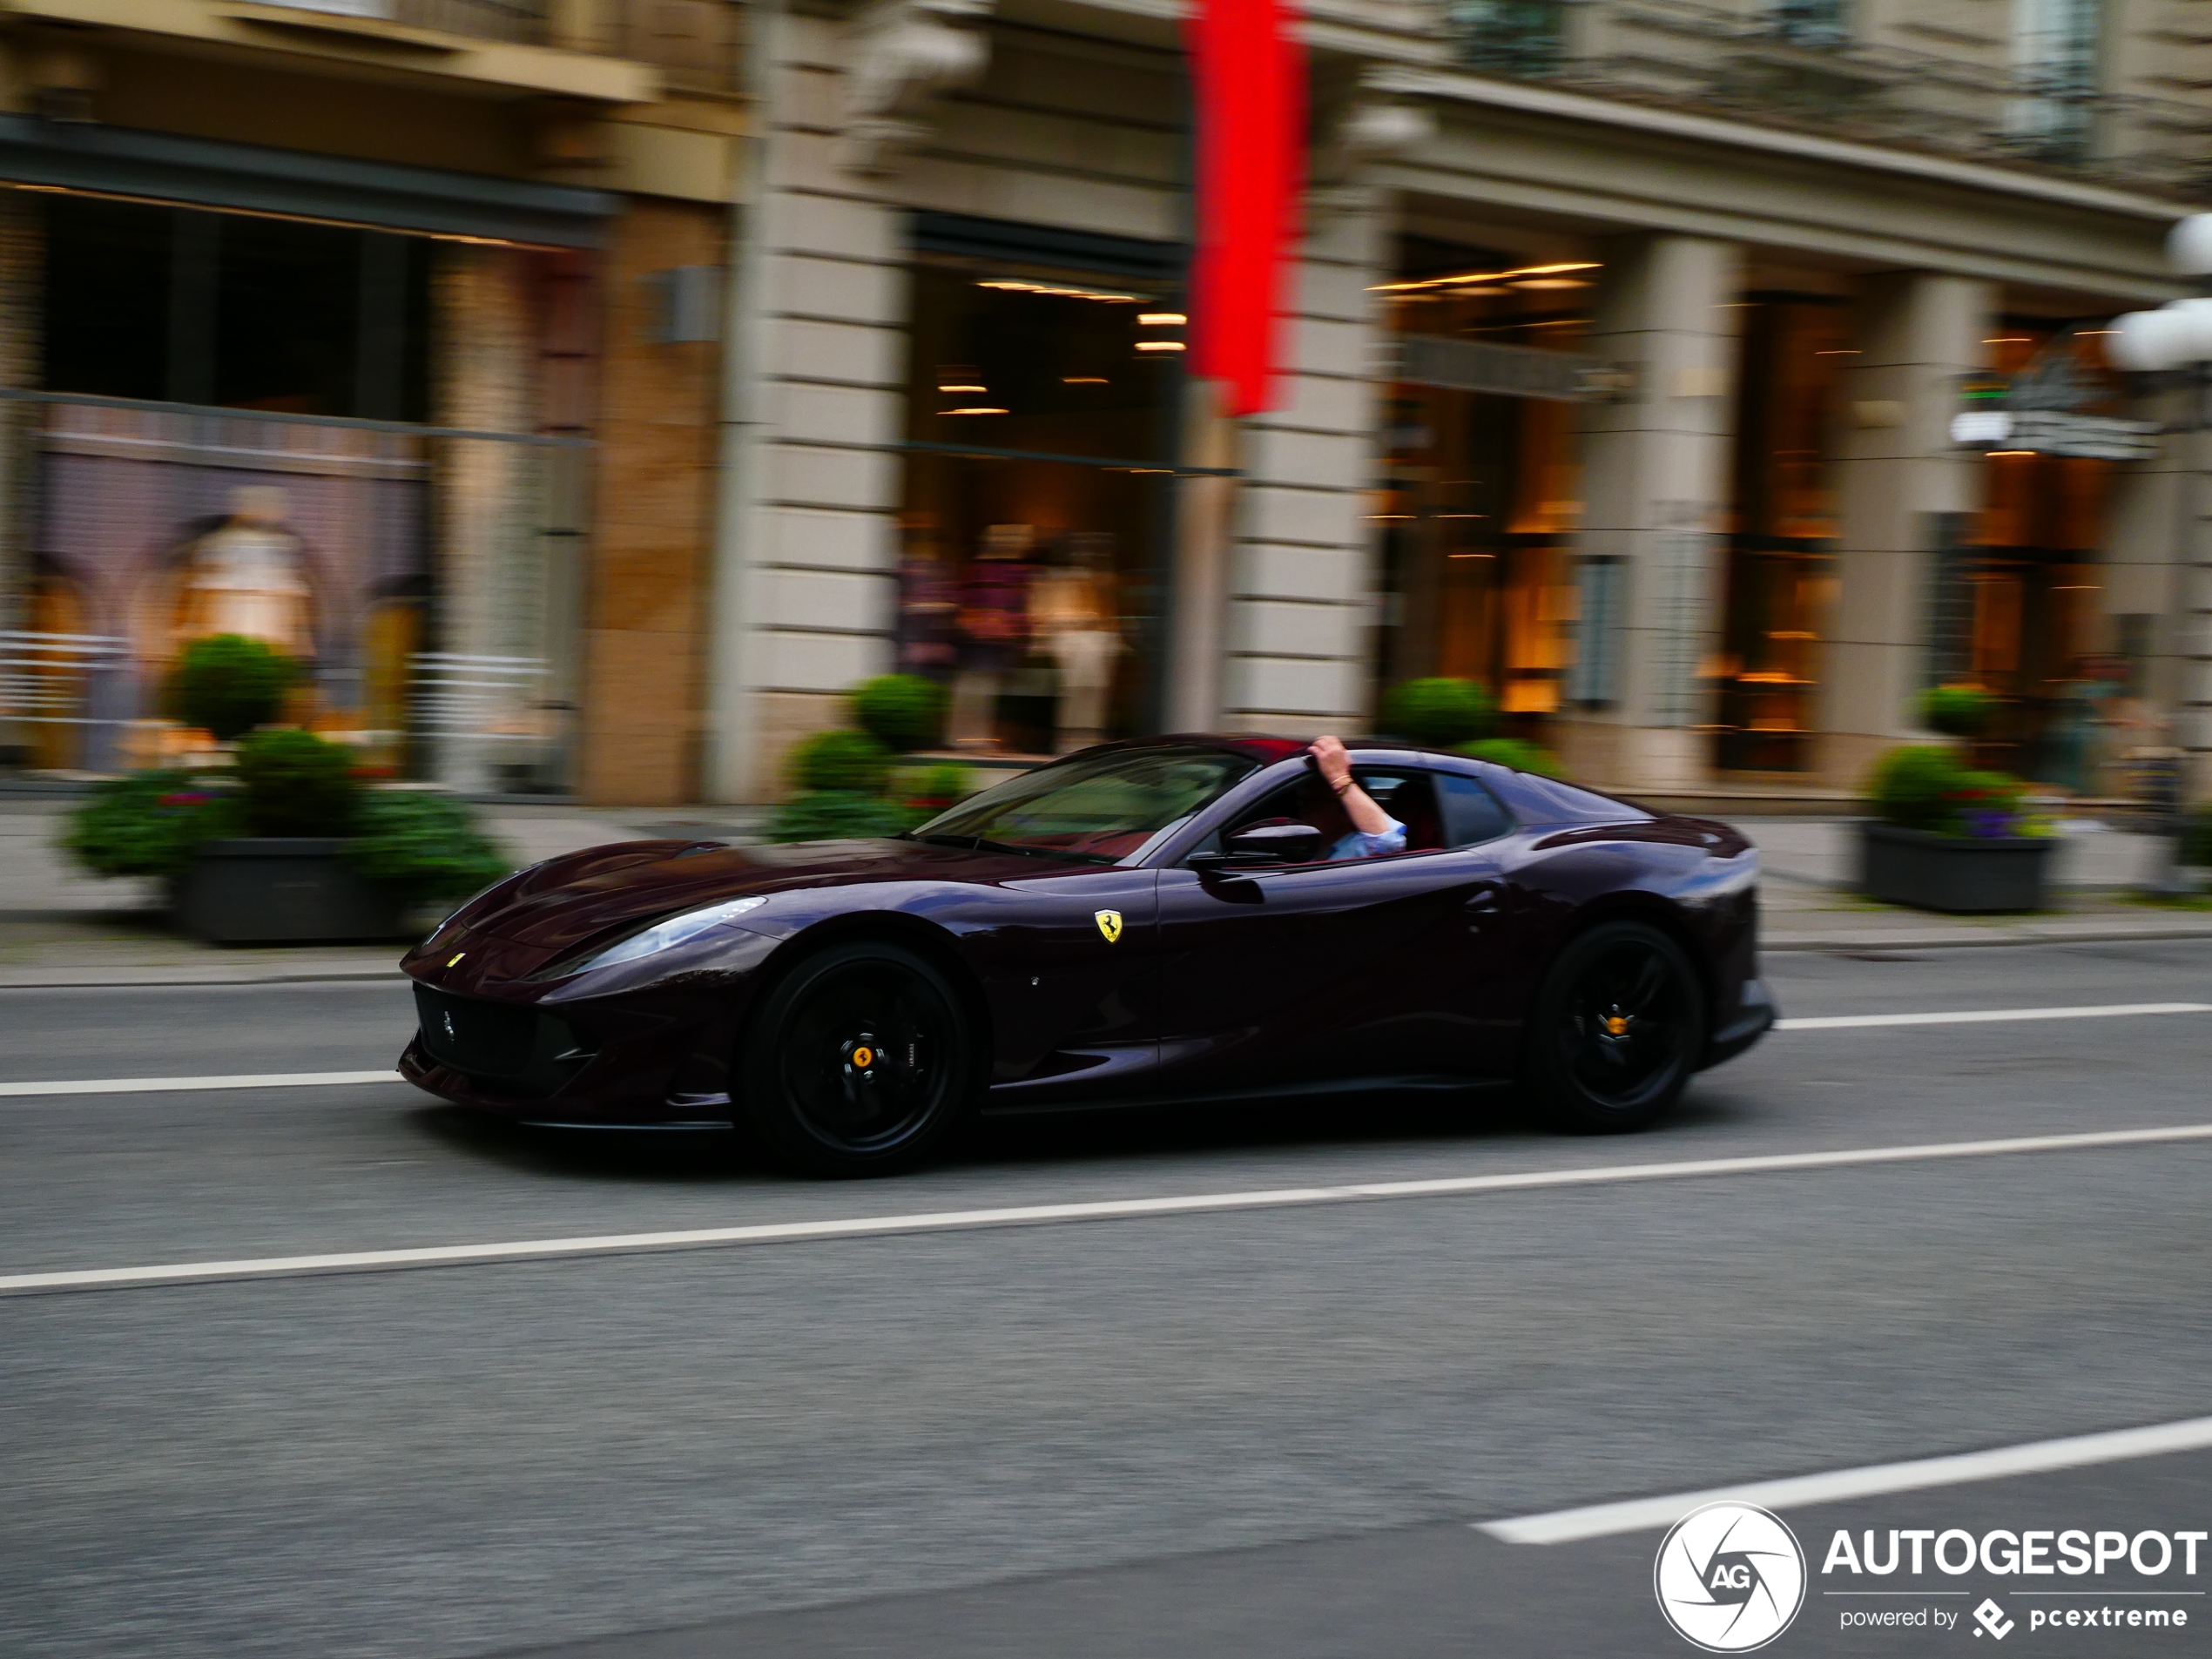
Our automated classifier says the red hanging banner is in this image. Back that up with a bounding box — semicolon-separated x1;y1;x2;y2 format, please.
1186;0;1304;417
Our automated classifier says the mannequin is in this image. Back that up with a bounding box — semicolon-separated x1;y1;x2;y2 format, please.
1029;531;1123;752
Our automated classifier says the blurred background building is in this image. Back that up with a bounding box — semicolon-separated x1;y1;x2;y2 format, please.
0;0;2204;804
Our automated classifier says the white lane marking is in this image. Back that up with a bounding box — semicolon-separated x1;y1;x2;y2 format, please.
0;1002;2203;1100
1778;1001;2212;1032
1480;1414;2212;1545
0;1070;401;1099
5;1121;2212;1298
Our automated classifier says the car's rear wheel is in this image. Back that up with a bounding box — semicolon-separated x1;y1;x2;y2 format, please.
740;939;975;1177
1523;921;1706;1134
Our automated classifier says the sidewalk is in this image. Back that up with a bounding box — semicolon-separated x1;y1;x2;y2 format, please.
2;804;2207;988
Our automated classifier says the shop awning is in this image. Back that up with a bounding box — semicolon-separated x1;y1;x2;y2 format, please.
0;116;617;247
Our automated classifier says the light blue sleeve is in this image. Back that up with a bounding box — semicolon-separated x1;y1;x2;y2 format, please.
1329;814;1406;860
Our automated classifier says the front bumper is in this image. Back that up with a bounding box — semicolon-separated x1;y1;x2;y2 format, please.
1702;976;1777;1069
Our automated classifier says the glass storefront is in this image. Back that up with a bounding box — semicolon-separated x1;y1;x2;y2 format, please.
1374;239;1592;730
5;197;588;788
1713;295;1847;772
897;239;1181;755
1948;324;2118;787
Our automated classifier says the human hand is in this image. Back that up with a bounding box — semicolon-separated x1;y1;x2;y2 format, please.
1309;735;1351;789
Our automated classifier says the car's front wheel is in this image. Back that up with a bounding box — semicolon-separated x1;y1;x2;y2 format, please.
740;938;976;1176
1523;920;1706;1134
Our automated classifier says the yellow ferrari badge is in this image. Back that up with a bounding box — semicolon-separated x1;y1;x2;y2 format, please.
447;952;466;968
1095;909;1123;944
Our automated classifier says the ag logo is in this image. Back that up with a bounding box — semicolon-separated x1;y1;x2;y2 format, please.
1095;909;1123;943
1655;1502;1805;1652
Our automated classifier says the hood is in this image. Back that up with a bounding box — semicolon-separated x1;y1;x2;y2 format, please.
455;836;1089;951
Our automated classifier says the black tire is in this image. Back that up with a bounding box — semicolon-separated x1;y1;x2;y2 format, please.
739;939;977;1177
1522;920;1707;1134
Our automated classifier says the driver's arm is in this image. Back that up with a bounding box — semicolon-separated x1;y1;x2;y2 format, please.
1309;736;1393;837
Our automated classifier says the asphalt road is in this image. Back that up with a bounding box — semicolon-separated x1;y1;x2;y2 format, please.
5;939;2212;1657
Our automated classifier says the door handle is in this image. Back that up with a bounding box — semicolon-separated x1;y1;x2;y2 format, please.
1464;882;1503;932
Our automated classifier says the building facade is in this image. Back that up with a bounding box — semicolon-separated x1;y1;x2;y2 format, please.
1;0;2207;805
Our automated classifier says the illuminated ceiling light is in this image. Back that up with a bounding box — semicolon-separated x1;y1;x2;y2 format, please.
941;407;1009;415
977;278;1140;303
1513;278;1589;290
1062;376;1109;384
1138;313;1187;326
1369;260;1601;294
1983;336;2033;343
937;383;986;394
1136;341;1185;352
1814;349;1860;356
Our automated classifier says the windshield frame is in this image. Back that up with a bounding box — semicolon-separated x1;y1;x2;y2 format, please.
905;743;1262;867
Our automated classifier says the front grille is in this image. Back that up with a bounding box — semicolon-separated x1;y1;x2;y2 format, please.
415;983;541;1077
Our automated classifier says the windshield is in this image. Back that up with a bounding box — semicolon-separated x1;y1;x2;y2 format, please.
910;745;1258;863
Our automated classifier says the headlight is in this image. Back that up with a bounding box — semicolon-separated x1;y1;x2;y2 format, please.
579;895;770;973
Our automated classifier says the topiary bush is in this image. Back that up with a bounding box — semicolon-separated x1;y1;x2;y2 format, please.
1867;745;1966;832
891;760;974;816
851;674;948;752
1922;682;1996;739
1459;737;1565;778
347;790;511;901
1379;678;1496;748
786;729;892;795
172;634;295;742
767;790;912;844
234;728;361;837
60;771;239;878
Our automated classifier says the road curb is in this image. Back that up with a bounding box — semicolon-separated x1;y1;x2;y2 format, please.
0;964;406;989
1765;924;2212;953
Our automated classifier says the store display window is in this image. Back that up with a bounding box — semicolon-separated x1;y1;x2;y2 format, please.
898;242;1181;755
1373;238;1592;727
1714;295;1847;773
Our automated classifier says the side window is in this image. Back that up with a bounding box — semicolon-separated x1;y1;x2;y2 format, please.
1197;769;1444;862
1439;772;1514;847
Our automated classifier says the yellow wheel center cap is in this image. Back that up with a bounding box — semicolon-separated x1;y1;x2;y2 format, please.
1602;1015;1629;1037
851;1045;874;1069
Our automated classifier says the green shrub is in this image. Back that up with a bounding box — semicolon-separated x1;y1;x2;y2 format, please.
60;771;239;878
767;790;911;844
851;674;948;752
1379;678;1496;748
1866;745;1966;832
234;728;360;837
1459;738;1565;778
892;760;974;810
1921;682;1996;738
172;634;295;742
786;729;891;794
347;790;511;900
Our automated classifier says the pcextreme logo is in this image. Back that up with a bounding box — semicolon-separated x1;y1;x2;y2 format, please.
1656;1502;1809;1652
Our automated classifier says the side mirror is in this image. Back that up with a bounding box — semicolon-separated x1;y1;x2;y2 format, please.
1224;819;1325;865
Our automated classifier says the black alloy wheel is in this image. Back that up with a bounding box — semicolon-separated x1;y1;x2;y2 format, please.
741;939;976;1176
1524;920;1707;1133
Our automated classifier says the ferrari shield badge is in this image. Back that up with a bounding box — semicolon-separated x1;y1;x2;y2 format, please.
1095;909;1123;944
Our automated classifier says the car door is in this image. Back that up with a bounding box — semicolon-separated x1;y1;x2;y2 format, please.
1152;765;1514;1096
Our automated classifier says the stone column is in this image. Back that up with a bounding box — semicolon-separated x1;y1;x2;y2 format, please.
1817;273;1993;788
1556;233;1743;792
1217;196;1388;736
1163;376;1237;732
705;1;912;801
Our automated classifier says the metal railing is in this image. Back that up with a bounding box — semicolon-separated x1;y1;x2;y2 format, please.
1447;0;2212;197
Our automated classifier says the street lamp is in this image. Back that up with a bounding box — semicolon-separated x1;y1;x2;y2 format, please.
2104;212;2212;893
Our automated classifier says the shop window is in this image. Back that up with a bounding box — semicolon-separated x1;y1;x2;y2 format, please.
42;199;428;420
1374;236;1592;729
899;243;1179;755
1714;296;1847;773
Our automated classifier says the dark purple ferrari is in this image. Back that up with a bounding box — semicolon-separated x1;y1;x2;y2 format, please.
399;737;1774;1175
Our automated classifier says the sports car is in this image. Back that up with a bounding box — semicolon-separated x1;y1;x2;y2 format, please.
399;737;1775;1175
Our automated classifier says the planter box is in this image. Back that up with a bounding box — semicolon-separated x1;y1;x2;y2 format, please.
172;839;407;945
1858;823;2055;914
